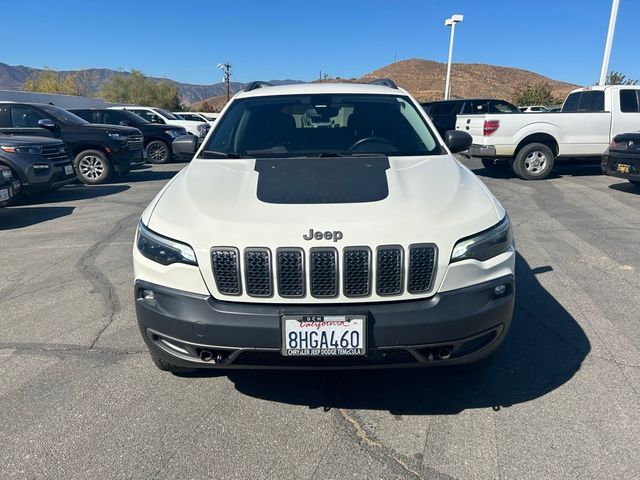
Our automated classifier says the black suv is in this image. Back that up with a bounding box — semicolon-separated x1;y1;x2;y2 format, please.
71;109;188;164
0;103;145;184
0;134;75;196
421;98;518;136
0;165;20;207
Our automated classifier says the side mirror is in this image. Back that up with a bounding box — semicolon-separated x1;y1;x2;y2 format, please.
38;118;57;130
444;130;472;154
172;135;198;157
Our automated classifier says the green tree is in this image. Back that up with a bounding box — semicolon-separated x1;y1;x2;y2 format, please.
100;70;182;110
512;81;561;106
23;67;87;96
605;71;638;86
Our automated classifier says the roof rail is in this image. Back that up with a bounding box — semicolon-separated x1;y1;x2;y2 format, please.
243;81;274;92
367;78;398;89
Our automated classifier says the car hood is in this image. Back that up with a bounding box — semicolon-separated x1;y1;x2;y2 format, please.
75;124;141;135
0;135;65;146
147;154;504;299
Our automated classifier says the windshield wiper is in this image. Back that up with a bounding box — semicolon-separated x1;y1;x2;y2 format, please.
200;150;246;159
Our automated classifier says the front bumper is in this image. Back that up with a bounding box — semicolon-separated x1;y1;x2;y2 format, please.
112;147;145;173
19;160;75;193
135;275;515;369
602;152;640;182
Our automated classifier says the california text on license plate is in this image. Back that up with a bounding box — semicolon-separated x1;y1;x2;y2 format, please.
64;165;74;175
282;314;366;356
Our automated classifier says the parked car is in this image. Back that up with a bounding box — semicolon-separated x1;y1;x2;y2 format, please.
173;112;217;125
70;109;188;164
517;105;550;113
134;80;515;373
0;165;20;207
602;132;640;187
109;106;209;139
0;133;74;195
0;103;145;185
456;86;640;179
421;98;518;137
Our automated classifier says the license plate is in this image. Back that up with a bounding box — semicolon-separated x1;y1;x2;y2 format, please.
282;314;366;356
64;165;74;175
617;163;630;174
0;188;9;202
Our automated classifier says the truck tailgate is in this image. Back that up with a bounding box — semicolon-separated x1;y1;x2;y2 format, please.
455;115;486;138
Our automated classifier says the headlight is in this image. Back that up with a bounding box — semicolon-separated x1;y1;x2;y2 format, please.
1;169;12;180
451;216;513;262
136;221;197;266
107;132;129;141
165;129;183;138
0;145;43;154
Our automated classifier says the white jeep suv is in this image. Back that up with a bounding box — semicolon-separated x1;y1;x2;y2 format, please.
133;80;515;372
109;106;209;139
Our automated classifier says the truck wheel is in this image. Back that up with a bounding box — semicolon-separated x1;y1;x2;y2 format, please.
512;143;555;180
75;150;112;185
481;158;508;170
145;140;171;164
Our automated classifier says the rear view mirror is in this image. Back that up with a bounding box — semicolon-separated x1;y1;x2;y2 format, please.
38;118;56;130
172;135;198;157
444;130;472;154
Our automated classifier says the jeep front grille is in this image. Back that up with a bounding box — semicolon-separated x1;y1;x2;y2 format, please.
310;248;338;298
211;248;241;295
276;248;305;297
210;245;437;300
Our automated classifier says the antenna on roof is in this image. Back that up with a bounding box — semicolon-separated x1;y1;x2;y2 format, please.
243;81;274;92
367;78;398;89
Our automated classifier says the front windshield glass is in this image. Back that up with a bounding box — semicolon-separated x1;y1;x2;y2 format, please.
153;108;178;120
41;105;88;126
119;110;150;124
203;94;441;158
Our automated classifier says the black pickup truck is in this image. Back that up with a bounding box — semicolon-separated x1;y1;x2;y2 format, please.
70;108;187;164
0;103;145;184
0;133;75;197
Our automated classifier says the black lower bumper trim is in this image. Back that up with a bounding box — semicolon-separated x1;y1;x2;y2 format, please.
135;275;515;369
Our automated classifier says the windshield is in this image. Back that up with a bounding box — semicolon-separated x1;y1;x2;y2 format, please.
119;110;150;124
153;108;178;120
203;94;441;158
41;105;89;126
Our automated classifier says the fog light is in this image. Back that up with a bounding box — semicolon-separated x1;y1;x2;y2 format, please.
142;289;155;302
493;284;507;296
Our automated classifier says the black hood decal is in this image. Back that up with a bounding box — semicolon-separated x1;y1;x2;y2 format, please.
255;156;390;204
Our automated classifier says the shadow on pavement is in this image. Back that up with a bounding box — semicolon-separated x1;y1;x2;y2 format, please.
0;206;74;229
20;184;130;205
470;159;603;181
222;252;590;414
118;168;181;184
608;181;640;195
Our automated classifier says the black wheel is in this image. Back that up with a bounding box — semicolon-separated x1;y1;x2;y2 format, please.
481;158;508;170
150;355;196;375
145;140;171;164
628;179;640;187
74;150;112;185
512;143;555;180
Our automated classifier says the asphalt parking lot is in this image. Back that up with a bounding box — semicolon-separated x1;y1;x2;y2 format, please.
1;158;639;480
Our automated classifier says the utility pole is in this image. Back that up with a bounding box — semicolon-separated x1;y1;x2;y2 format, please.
599;0;620;86
217;62;232;102
444;14;463;100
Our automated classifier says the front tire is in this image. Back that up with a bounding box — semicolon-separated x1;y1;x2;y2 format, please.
145;140;171;164
75;150;112;185
512;143;555;180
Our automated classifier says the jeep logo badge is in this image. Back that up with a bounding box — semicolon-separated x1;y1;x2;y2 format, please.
303;229;343;242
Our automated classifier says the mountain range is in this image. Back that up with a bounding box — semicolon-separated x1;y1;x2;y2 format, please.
0;59;579;108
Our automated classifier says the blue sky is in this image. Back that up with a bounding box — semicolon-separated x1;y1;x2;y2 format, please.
2;0;638;86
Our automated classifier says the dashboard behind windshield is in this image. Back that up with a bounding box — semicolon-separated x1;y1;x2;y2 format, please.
203;94;441;158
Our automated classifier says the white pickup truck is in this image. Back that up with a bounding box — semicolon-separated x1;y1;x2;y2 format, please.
456;85;640;179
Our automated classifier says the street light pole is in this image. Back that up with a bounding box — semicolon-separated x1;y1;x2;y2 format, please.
444;14;463;100
599;0;620;86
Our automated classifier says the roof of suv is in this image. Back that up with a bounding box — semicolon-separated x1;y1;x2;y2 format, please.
234;82;408;99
